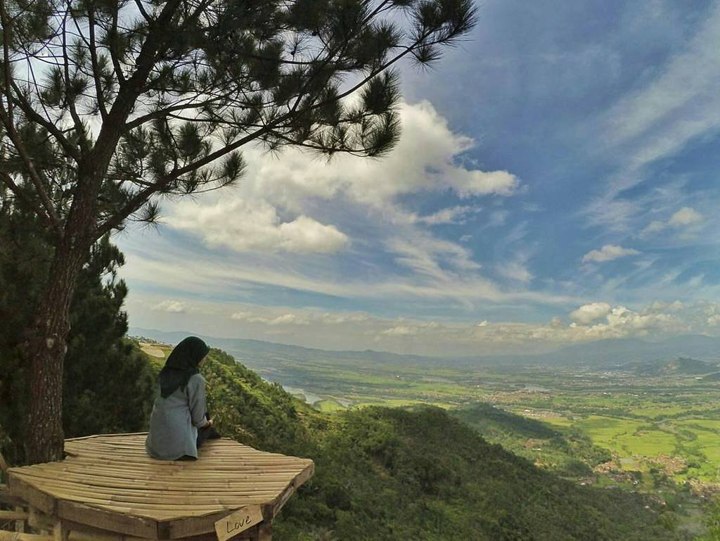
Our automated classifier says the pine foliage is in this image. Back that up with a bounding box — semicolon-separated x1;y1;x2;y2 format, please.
0;0;476;233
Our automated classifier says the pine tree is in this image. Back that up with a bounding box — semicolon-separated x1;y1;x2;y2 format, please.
0;0;476;463
0;198;155;463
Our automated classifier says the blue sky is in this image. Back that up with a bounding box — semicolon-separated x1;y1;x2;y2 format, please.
118;0;720;356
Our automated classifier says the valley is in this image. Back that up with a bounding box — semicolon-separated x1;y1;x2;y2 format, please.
134;330;720;537
228;346;720;535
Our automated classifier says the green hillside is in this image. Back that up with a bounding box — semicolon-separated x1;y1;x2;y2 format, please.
632;358;717;377
452;403;612;478
137;344;678;540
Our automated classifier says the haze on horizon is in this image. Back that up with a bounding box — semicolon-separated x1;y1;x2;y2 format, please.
118;1;720;357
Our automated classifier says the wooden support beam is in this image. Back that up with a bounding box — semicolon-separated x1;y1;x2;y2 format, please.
27;509;53;533
0;485;25;507
53;521;68;541
14;507;26;534
0;532;53;541
257;523;271;541
0;511;28;521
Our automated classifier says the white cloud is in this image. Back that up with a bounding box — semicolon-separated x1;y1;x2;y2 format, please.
381;325;418;336
570;302;612;325
415;205;478;225
169;199;349;254
127;293;720;356
668;206;703;227
497;261;533;284
387;234;481;282
236;100;519;213
152;100;523;304
641;220;666;236
582;244;640;263
152;300;187;313
231;309;366;326
641;206;704;236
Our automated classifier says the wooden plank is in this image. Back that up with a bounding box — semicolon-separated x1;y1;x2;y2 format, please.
12;471;293;493
14;483;282;506
28;507;53;532
58;519;149;541
53;520;68;541
0;511;28;521
162;510;230;540
7;476;55;515
270;462;315;517
214;507;263;541
56;501;157;540
0;485;26;507
19;460;310;475
0;532;52;541
17;465;307;482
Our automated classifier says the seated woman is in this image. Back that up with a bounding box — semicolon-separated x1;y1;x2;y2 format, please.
146;336;219;460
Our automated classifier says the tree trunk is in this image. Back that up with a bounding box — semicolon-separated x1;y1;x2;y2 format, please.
23;231;91;464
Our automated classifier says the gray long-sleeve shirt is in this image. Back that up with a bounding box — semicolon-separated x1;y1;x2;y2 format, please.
145;373;207;460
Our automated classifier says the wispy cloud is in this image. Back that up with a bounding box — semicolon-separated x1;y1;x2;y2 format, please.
585;3;720;231
152;300;187;313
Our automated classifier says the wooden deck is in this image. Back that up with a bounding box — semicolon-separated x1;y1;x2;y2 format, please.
5;434;314;540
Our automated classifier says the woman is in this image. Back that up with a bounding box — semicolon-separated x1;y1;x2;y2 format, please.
145;336;217;460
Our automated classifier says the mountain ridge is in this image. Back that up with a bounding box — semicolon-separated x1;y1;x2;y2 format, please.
131;326;720;367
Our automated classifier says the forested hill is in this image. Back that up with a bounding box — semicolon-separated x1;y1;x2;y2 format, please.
140;343;677;540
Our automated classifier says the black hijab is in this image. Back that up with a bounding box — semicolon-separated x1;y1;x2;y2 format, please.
159;336;210;398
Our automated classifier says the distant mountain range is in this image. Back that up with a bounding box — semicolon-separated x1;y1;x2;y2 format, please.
130;327;720;368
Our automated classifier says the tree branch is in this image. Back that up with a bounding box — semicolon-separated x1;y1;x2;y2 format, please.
133;0;153;23
124;94;228;132
0;0;14;125
0;104;63;233
9;81;80;161
61;4;87;153
108;4;126;86
0;170;52;225
86;6;108;121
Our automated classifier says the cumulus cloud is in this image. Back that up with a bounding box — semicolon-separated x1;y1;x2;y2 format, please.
582;244;640;263
128;295;720;356
229;100;519;213
155;100;521;304
169;199;349;254
668;206;703;226
570;302;612;325
354;101;518;202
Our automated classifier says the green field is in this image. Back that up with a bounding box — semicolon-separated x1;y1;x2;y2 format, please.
242;352;720;492
241;354;720;536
